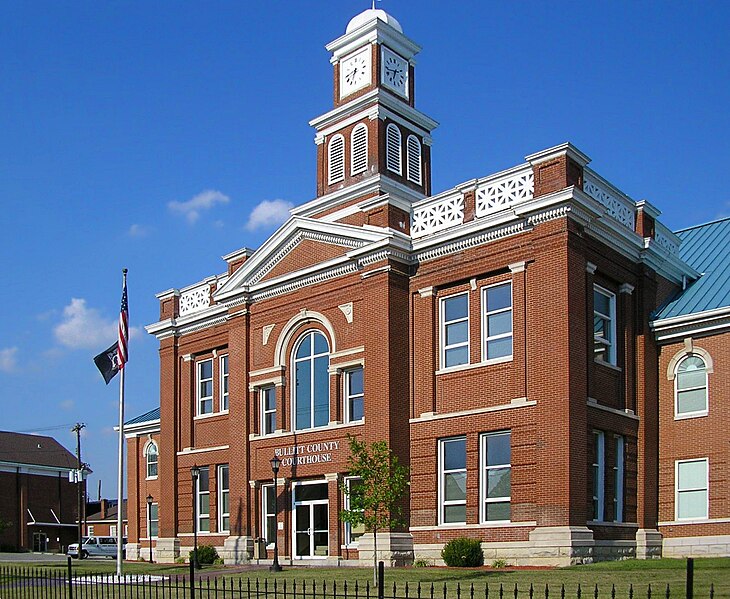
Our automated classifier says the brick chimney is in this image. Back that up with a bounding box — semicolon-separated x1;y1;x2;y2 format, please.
526;142;591;198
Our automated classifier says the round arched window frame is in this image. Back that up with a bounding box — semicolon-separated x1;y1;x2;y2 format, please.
145;441;158;479
292;330;330;431
674;355;709;418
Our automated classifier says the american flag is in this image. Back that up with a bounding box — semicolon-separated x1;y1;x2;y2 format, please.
117;270;129;369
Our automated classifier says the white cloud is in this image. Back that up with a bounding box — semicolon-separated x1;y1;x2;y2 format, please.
0;347;18;372
60;399;75;411
128;224;150;237
53;298;141;350
245;199;293;232
168;190;230;224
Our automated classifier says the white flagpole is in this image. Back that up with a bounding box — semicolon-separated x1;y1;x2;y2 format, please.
116;268;128;579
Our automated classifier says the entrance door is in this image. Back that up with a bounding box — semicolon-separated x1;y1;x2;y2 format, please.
32;533;47;553
293;482;329;558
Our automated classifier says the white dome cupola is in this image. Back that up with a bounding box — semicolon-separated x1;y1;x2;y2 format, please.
346;8;403;34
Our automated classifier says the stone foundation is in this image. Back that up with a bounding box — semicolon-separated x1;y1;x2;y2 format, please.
663;534;730;557
125;543;140;561
221;536;254;565
154;537;180;563
357;532;414;566
636;529;663;559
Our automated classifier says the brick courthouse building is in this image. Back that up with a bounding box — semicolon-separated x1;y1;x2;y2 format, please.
124;8;729;565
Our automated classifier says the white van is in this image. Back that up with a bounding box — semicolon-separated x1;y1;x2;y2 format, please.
67;536;126;559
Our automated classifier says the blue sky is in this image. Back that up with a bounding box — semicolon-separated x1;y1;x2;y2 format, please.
1;1;728;498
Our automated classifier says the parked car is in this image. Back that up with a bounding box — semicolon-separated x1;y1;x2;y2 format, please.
67;536;127;559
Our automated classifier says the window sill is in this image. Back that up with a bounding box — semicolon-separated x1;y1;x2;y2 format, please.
145;476;158;481
658;517;730;526
411;521;536;531
587;521;638;528
593;359;622;372
194;411;228;422
249;420;364;441
436;356;513;376
674;411;708;421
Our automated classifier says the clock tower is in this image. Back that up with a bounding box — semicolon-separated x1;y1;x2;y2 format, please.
306;8;438;224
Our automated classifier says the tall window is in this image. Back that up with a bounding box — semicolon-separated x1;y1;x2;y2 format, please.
406;134;422;185
220;355;229;411
675;355;708;417
328;134;345;184
593;286;616;365
197;359;214;415
148;503;159;539
481;431;511;522
676;458;708;520
483;282;513;361
87;525;95;536
613;435;624;522
145;441;158;479
196;467;210;532
351;124;368;175
262;484;276;545
261;387;276;435
591;431;605;521
385;123;402;175
218;465;230;532
293;331;330;430
441;293;469;368
439;437;466;524
345;367;364;422
344;477;365;545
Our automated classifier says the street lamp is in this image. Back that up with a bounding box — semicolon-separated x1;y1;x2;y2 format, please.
190;465;201;569
146;494;154;563
269;455;282;572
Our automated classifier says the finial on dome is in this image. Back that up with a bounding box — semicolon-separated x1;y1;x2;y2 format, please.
346;4;403;34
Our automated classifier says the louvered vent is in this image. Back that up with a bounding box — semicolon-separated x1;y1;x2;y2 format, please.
351;124;368;175
386;123;402;175
407;135;422;185
328;135;345;185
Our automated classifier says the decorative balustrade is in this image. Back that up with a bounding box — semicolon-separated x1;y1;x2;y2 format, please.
475;167;534;218
411;192;464;238
653;223;680;255
179;283;211;316
583;170;636;231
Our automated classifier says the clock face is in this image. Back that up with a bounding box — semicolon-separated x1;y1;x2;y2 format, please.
381;47;408;98
340;49;371;98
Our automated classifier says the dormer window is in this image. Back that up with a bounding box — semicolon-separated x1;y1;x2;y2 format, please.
328;134;345;185
385;123;402;175
351;124;368;175
406;134;422;185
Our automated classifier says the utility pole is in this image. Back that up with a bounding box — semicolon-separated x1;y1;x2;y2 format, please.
72;423;86;555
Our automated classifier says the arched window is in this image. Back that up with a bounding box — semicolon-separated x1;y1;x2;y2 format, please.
145;441;158;479
385;123;402;175
406;134;422;185
351;123;368;175
293;331;330;430
328;134;345;185
675;355;708;417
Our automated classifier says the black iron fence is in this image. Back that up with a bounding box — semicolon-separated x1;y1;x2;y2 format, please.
0;560;714;599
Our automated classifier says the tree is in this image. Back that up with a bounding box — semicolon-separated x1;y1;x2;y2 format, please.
340;435;409;584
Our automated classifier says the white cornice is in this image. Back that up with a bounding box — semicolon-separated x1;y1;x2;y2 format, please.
123;419;161;438
326;18;421;62
652;306;730;341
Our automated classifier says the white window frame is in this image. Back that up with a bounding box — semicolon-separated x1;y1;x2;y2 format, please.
260;386;277;435
350;123;368;176
197;359;214;415
593;286;617;365
385;123;402;175
343;476;365;547
344;367;364;423
675;458;709;521
440;292;470;369
262;484;276;547
219;354;229;412
148;502;159;539
110;525;117;537
613;435;624;523
218;464;230;533
480;431;511;523
196;467;210;533
86;525;94;536
291;331;330;431
438;436;467;525
328;134;345;185
145;440;158;480
591;431;605;522
481;281;513;363
406;134;422;185
674;355;709;419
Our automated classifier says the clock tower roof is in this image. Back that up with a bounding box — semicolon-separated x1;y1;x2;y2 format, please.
346;8;403;35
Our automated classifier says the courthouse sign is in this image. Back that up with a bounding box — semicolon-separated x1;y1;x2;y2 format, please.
274;440;340;466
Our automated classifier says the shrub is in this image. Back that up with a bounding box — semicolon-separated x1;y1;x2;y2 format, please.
413;558;432;568
189;545;219;565
175;557;186;564
441;537;484;568
491;559;508;569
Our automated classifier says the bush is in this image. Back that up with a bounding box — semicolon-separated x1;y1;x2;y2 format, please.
413;558;432;568
491;559;508;569
189;545;219;565
441;537;484;567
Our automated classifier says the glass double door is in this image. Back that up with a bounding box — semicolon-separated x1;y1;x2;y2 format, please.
293;482;328;558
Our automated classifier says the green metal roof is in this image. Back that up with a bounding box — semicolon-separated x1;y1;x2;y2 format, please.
124;407;160;426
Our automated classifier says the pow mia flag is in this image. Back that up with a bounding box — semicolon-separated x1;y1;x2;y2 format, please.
94;342;120;384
